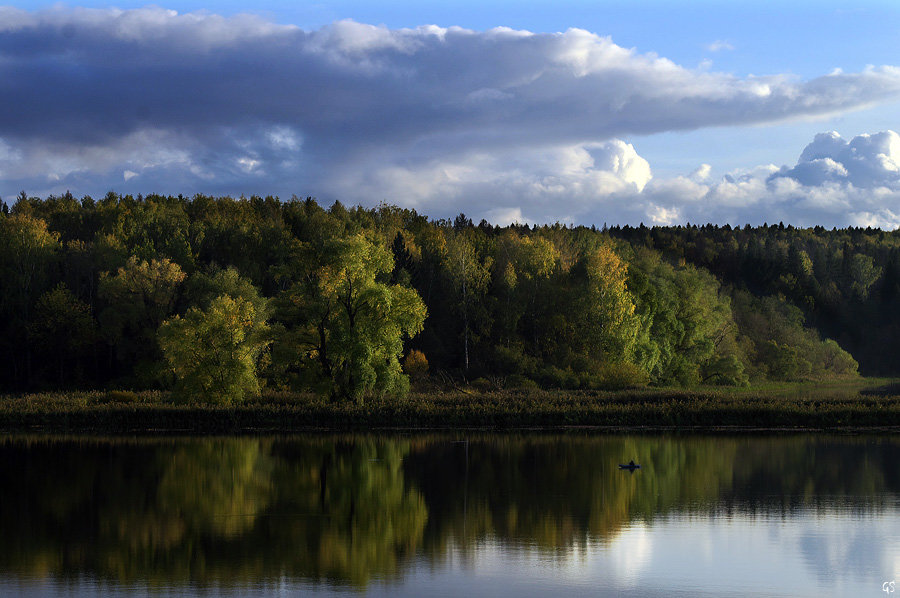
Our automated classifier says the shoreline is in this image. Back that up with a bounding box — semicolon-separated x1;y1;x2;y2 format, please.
1;380;898;434
4;425;898;436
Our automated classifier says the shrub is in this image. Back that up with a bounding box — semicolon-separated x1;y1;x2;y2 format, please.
104;390;140;404
590;361;649;390
470;377;492;391
403;350;429;380
535;366;580;389
702;355;749;386
506;374;539;390
491;345;539;376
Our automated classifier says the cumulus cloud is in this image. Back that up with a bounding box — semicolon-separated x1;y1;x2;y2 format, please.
2;7;900;227
330;130;900;229
623;131;900;229
773;130;900;188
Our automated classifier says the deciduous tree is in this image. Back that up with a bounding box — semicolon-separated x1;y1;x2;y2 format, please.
159;295;271;404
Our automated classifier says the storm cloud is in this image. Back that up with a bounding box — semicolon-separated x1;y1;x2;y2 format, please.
2;7;900;226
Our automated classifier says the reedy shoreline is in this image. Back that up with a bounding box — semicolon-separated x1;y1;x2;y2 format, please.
1;379;897;434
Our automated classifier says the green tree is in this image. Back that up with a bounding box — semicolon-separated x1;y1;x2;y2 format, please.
731;291;858;381
0;213;59;387
159;295;271;404
848;253;880;299
627;249;748;386
444;231;491;371
184;266;270;325
277;233;427;402
98;256;186;384
492;232;558;353
29;283;97;386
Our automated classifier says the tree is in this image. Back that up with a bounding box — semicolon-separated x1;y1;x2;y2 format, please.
29;283;97;386
492;232;558;353
847;253;880;299
403;349;429;382
98;256;186;384
159;295;271;404
183;266;270;327
276;233;427;402
444;231;491;371
570;243;639;364
0;213;59;387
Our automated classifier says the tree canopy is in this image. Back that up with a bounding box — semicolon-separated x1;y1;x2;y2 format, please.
0;193;879;399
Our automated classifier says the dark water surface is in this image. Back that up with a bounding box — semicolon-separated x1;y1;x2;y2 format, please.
0;434;897;597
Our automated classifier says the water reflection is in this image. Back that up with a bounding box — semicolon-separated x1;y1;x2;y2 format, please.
0;434;896;594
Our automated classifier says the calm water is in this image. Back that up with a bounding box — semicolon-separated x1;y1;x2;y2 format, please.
0;434;897;597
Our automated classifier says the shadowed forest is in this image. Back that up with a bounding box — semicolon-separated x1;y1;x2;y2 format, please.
1;192;896;402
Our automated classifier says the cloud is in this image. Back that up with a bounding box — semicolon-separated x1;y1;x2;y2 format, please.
328;140;654;224
773;130;900;188
706;40;735;52
2;8;900;228
487;207;530;226
330;130;900;229
630;131;900;229
690;164;713;182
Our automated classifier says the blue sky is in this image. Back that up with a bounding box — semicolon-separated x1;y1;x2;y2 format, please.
2;1;900;227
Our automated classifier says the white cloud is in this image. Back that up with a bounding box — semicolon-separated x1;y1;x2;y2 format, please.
690;164;712;182
646;204;682;225
332;129;900;230
266;126;302;151
329;140;653;223
237;157;262;174
775;130;900;188
589;140;652;192
487;207;530;226
641;131;900;228
706;40;735;52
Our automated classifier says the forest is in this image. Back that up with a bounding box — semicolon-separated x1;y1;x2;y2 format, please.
0;191;894;403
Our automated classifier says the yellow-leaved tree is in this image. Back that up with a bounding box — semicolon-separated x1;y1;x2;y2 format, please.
570;242;641;368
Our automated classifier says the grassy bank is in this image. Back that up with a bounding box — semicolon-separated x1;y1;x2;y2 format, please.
1;378;898;434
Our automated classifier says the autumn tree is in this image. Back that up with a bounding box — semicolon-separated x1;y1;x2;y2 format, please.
569;243;639;365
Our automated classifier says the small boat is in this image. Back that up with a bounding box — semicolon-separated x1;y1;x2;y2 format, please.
618;460;641;470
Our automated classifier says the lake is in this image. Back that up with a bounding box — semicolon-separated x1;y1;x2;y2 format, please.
0;434;896;597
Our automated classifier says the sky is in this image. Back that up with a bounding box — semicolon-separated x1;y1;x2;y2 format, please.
1;2;900;227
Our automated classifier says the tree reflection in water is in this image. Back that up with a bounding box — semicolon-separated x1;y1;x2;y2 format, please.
0;434;895;588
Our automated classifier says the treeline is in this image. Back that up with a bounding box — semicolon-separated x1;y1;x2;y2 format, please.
0;192;872;401
607;222;900;374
